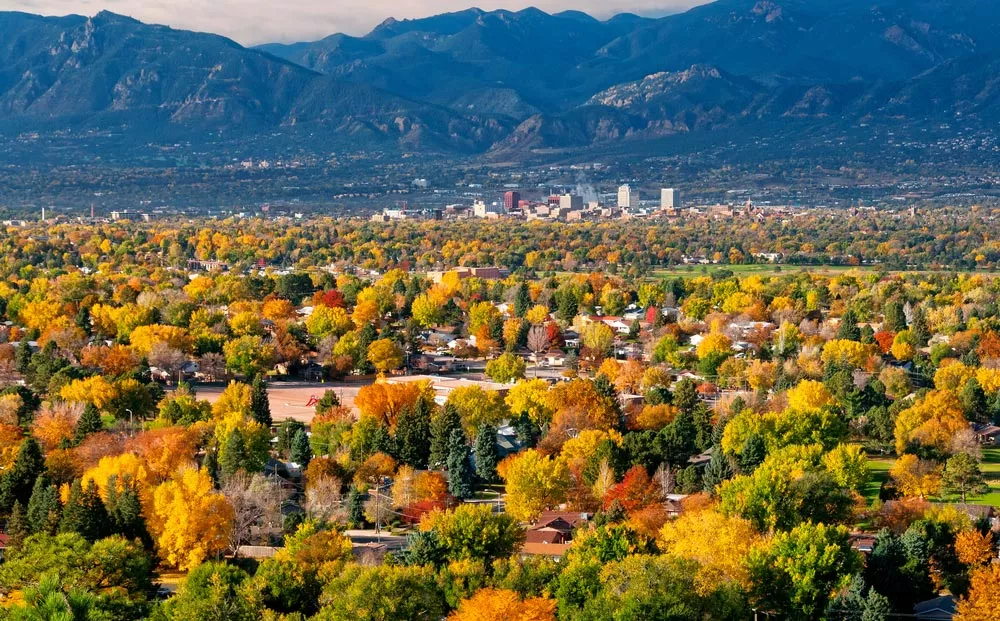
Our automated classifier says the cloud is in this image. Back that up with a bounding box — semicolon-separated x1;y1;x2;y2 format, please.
5;0;710;45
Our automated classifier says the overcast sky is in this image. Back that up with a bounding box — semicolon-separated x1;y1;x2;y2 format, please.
4;0;709;45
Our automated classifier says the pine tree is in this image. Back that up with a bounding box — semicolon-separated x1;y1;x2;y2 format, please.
219;429;247;478
911;305;930;347
0;438;44;515
702;450;735;495
112;478;152;548
6;501;28;552
347;486;365;528
557;293;578;324
395;402;431;469
513;284;531;318
290;429;312;467
446;429;474;500
512;412;540;449
76;480;111;542
738;435;767;474
250;375;272;428
26;476;60;535
473;424;499;483
429;404;462;469
884;300;907;332
75;403;103;441
15;339;31;374
837;309;861;341
203;447;220;485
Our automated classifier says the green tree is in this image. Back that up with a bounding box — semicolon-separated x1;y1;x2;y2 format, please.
446;429;474;500
396;401;431;469
74;403;103;441
421;504;524;564
219;428;247;478
0;438;45;515
249;375;272;428
941;453;988;503
473;424;499;483
26;476;61;536
6;501;29;553
837;309;861;341
484;352;527;384
314;564;445;621
513;284;531;318
158;561;260;621
746;522;861;620
429;404;462;469
59;480;110;543
291;429;312;467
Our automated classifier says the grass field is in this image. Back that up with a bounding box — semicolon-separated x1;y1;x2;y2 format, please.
863;447;1000;507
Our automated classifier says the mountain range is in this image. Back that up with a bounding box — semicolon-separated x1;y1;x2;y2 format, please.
3;0;1000;157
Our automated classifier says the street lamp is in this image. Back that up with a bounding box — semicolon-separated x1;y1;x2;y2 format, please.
125;408;134;438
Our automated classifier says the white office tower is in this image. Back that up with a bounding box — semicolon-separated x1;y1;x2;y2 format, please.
617;184;632;209
660;188;679;210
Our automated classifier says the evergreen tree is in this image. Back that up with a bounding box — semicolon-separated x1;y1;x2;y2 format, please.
290;429;312;467
911;305;930;347
60;480;110;542
557;294;578;324
395;402;431;469
884;300;907;332
112;477;152;548
512;412;540;449
250;375;272;428
702;450;735;495
513;283;531;318
738;435;767;474
0;438;44;514
15;339;31;374
75;403;103;441
446;429;474;500
219;429;247;478
961;377;989;424
277;419;305;457
26;475;60;535
837;309;861;341
673;379;699;415
347;487;365;528
203;447;220;485
473;424;499;483
429;404;462;469
6;501;28;552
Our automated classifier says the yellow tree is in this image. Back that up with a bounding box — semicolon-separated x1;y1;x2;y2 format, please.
786;379;833;411
890;454;942;499
450;588;556;621
505;379;554;427
956;564;1000;621
60;376;117;409
148;468;234;570
894;389;967;454
498;449;569;522
658;508;761;593
367;339;404;375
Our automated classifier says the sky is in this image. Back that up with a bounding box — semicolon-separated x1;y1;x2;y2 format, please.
3;0;710;45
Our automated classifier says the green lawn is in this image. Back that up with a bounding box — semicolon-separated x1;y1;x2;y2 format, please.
863;448;1000;507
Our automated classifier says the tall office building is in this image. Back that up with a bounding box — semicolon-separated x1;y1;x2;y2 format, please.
559;194;583;211
660;188;679;210
617;184;632;209
504;191;521;212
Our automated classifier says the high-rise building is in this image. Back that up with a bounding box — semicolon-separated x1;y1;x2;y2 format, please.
559;194;583;212
617;184;632;209
473;200;503;218
504;191;521;213
660;188;679;210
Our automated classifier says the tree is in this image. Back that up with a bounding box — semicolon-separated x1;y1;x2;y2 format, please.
450;588;556;621
26;476;61;535
942;453;988;503
223;335;275;377
74;403;103;442
746;522;862;620
581;322;614;359
249;375;272;428
59;479;110;543
419;504;524;564
485;352;526;384
499;449;570;522
446;429;474;500
291;429;313;467
430;405;462;469
473;424;499;483
315;564;445;621
822;444;871;491
837;309;861;341
0;437;44;515
956;564;1000;621
894;389;968;455
890;454;942;499
368;338;404;375
396;402;432;469
159;562;261;621
148;468;235;570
